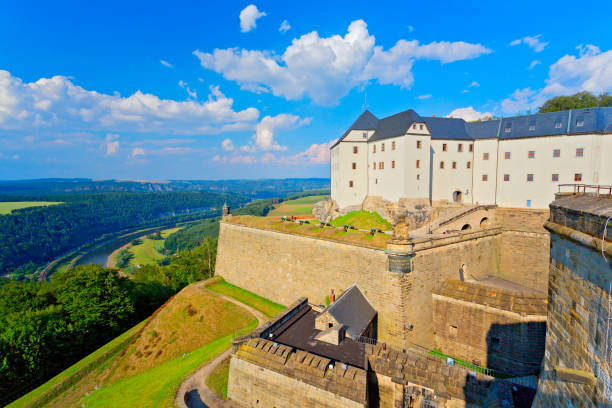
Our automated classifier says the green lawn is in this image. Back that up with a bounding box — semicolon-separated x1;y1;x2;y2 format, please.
80;321;257;408
8;320;146;408
206;357;230;399
206;278;286;317
0;201;62;215
331;210;393;231
128;227;179;266
267;195;328;217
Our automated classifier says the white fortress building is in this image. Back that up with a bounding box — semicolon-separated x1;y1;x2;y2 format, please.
330;107;612;209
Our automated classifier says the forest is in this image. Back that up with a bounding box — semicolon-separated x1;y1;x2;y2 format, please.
0;191;243;275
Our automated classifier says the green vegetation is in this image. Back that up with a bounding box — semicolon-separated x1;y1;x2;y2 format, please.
165;217;221;253
331;210;392;231
127;227;179;266
207;278;285;317
0;201;62;215
538;91;612;113
116;248;134;268
268;195;328;217
206;357;230;399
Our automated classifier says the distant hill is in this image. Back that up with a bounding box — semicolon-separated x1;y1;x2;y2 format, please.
0;178;330;199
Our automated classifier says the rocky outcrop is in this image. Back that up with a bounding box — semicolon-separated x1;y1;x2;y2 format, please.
362;196;431;230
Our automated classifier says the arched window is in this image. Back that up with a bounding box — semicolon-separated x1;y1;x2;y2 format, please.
480;217;489;229
461;224;471;231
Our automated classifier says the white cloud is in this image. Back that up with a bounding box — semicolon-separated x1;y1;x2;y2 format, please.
178;80;197;99
239;4;266;33
0;71;259;135
502;45;612;113
131;147;145;156
279;20;291;32
416;94;431;100
528;60;541;70
468;81;479;88
509;35;548;52
194;19;491;105
447;106;492;122
242;114;311;152
229;154;254;164
105;133;119;155
160;60;174;68
221;138;234;151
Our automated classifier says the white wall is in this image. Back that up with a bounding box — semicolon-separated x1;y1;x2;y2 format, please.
430;140;473;203
331;131;371;208
472;139;499;205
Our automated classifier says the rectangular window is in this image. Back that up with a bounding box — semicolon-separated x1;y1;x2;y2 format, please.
504;151;511;160
353;146;358;154
412;124;417;130
392;141;396;150
449;325;458;338
528;150;535;159
469;144;473;152
352;162;356;170
373;162;376;170
416;160;420;168
576;119;584;127
349;180;354;188
574;173;582;182
381;143;385;152
553;149;560;158
416;174;420;180
504;123;512;133
452;161;457;169
392;160;395;169
527;200;531;207
416;140;422;149
373;144;376;153
362;132;367;139
576;147;583;157
552;173;559;182
555;120;563;129
528;120;536;131
482;174;488;181
458;144;463;152
504;174;510;181
442;143;447;151
440;161;444;169
467;161;471;169
379;162;384;170
527;174;534;182
420;124;424;130
483;152;489;160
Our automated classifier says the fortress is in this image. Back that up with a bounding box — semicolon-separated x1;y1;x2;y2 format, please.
211;108;612;407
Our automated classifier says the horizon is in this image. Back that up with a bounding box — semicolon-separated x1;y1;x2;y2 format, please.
1;0;611;179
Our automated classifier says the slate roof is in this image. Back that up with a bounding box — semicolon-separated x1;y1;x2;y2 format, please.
333;107;612;146
324;284;376;339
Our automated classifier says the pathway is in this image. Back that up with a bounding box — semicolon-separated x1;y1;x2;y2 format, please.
174;283;267;408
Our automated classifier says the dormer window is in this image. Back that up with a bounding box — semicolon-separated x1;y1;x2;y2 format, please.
528;120;536;131
554;119;563;129
412;124;417;130
504;122;512;133
576;117;584;127
362;132;368;139
420;124;424;130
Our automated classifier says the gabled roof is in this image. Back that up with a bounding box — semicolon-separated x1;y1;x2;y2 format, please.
369;109;420;142
324;284;376;339
331;110;379;148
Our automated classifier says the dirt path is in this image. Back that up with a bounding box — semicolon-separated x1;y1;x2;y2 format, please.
174;283;267;408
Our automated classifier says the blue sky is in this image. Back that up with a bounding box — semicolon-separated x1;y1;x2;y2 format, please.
1;0;611;180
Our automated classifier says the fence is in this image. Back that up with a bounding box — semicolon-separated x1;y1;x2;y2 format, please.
558;184;612;197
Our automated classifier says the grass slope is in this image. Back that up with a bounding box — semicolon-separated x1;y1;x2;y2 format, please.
206;357;230;399
267;195;328;217
331;210;393;231
128;227;179;266
0;201;62;214
206;278;286;317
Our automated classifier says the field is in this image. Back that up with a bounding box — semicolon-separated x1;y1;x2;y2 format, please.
267;195;328;217
108;227;180;268
206;278;286;317
331;210;393;231
206;357;231;399
0;201;62;215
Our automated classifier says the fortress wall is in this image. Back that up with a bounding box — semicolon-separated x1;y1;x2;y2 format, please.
216;222;410;348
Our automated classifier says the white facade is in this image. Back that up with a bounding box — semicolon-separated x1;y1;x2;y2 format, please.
330;109;612;209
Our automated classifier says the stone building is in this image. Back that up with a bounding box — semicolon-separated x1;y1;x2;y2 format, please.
432;278;547;377
331;107;612;209
533;192;612;407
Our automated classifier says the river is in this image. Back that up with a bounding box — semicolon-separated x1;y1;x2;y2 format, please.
74;233;140;267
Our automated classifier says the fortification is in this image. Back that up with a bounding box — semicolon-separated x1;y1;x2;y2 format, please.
533;193;612;407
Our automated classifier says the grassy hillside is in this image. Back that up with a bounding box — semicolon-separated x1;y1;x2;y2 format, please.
267;195;328;217
128;227;179;265
0;201;62;214
331;210;393;231
10;283;257;408
206;278;286;317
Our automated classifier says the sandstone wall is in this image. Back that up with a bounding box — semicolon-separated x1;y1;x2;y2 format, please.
216;222;411;348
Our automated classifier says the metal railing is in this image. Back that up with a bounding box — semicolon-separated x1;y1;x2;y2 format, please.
558;184;612;197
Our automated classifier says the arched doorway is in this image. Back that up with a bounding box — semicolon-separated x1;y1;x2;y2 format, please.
453;190;462;203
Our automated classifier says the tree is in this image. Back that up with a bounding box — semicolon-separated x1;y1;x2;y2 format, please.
538;91;612;113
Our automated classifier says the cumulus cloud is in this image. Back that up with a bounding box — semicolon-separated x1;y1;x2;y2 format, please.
221;138;234;151
239;4;266;32
131;147;145;156
502;45;612;113
105;133;119;155
160;60;174;68
0;70;259;136
194;19;491;105
279;20;291;32
509;35;548;52
528;60;541;70
242;114;311;152
447;107;492;122
416;94;431;100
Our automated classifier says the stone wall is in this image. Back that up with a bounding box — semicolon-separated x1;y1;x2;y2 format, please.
533;230;612;407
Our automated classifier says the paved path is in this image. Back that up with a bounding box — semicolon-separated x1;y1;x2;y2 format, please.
175;283;267;408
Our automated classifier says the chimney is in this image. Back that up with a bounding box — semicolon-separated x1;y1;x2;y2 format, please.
330;289;335;303
432;114;436;117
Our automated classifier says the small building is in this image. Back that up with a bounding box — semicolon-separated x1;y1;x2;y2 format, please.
432;277;547;377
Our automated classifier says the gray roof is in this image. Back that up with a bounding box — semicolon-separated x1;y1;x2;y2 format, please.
333;107;612;146
324;284;376;339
